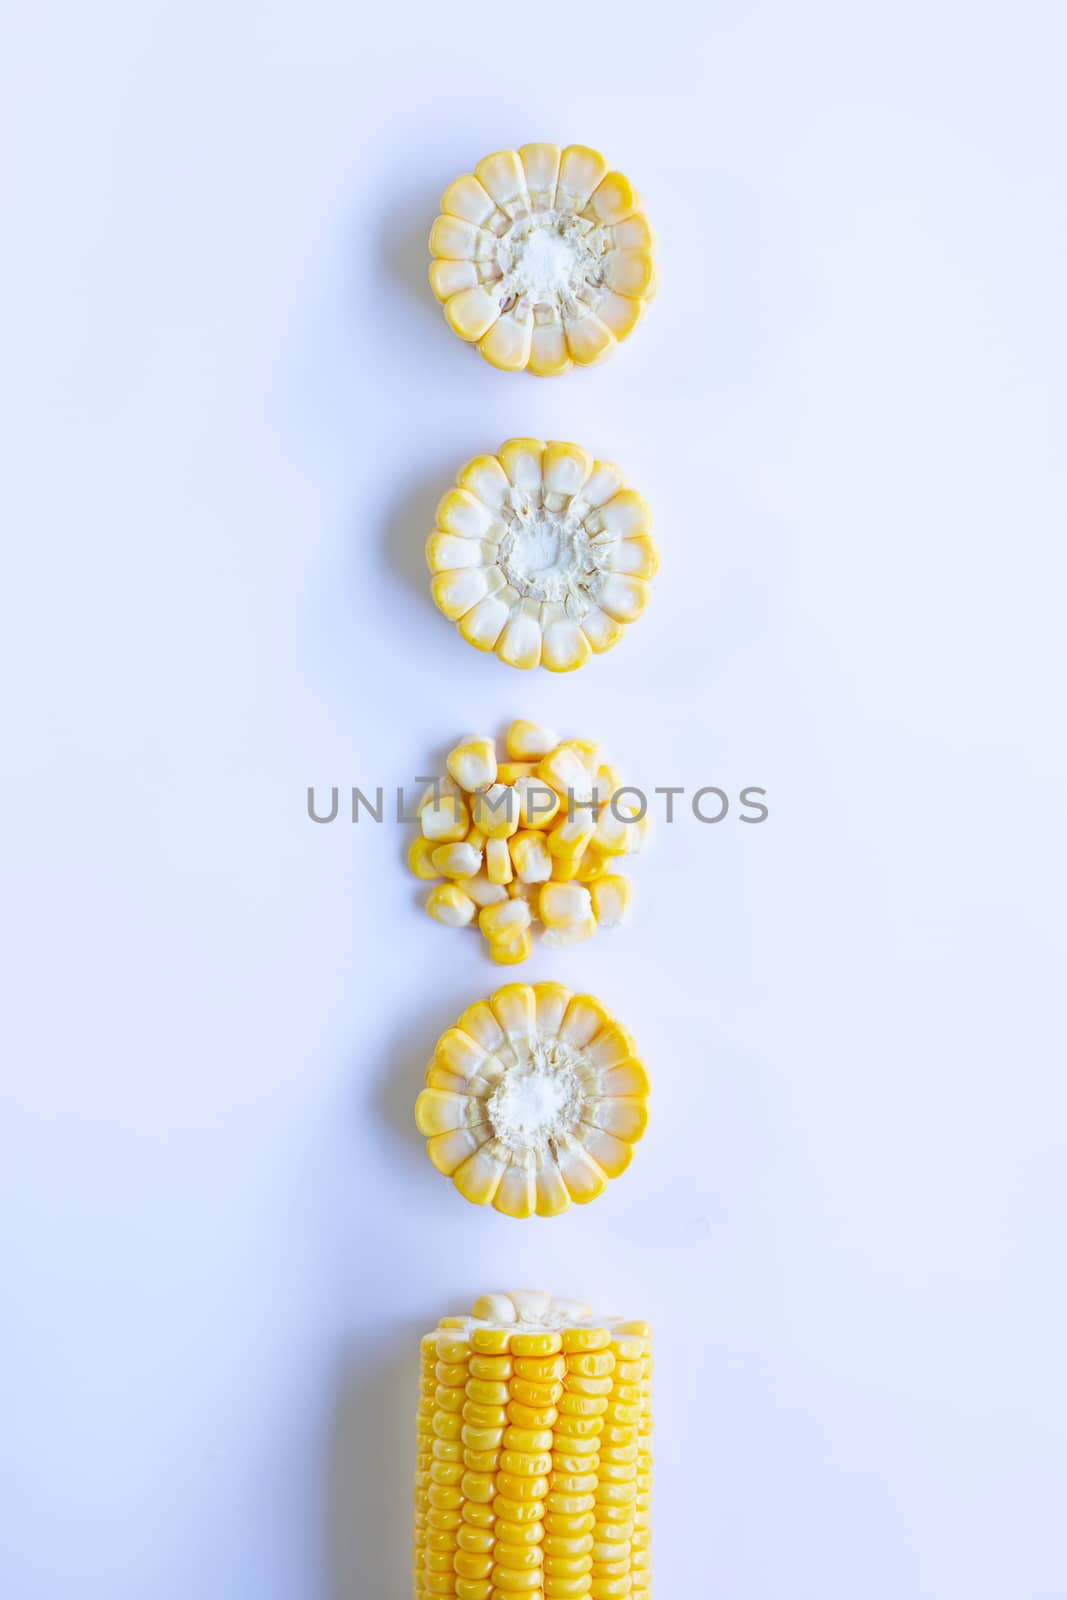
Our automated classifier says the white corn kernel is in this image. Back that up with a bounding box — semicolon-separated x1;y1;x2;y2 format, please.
446;734;498;793
540;882;593;930
430;840;482;879
421;793;471;842
457;871;509;909
509;830;553;884
591;875;631;928
513;775;560;828
506;720;560;760
485;836;513;885
472;783;520;839
479;898;532;943
426;884;477;927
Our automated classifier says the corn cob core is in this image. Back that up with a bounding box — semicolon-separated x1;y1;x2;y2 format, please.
429;144;657;375
414;1292;653;1600
415;984;650;1218
414;723;646;964
426;442;657;672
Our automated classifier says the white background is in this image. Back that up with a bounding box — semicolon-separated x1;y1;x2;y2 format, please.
2;1;1066;1595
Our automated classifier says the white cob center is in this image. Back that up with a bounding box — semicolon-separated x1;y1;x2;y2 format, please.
498;512;595;607
496;213;606;307
487;1043;584;1155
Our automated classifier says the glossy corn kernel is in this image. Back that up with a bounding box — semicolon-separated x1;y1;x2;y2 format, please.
414;1293;652;1600
428;144;656;376
414;986;650;1218
426;443;657;671
411;726;646;961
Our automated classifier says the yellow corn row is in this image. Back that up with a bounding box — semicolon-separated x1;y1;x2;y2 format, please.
427;442;656;671
414;1292;652;1599
429;144;657;375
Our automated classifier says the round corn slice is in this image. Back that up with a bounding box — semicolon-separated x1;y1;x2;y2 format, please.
426;442;657;671
415;985;649;1217
413;1294;653;1600
429;143;656;375
411;724;646;961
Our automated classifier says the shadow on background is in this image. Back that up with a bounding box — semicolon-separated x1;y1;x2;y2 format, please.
372;994;462;1160
382;464;455;607
327;1330;421;1600
378;179;443;324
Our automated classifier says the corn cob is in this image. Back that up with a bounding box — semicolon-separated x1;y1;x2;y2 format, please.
429;144;657;374
414;1291;652;1600
415;983;649;1218
413;724;646;962
426;443;657;671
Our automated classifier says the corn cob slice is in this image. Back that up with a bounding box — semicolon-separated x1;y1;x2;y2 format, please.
412;725;646;962
414;1292;652;1600
429;143;656;375
415;985;650;1219
427;443;657;671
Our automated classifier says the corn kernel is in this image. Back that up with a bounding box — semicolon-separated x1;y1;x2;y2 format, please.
447;735;499;793
422;793;471;843
473;784;521;839
506;720;559;760
590;876;631;929
427;884;477;928
486;836;514;886
410;836;441;880
432;841;483;879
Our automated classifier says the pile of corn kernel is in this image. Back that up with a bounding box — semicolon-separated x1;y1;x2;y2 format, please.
410;721;645;963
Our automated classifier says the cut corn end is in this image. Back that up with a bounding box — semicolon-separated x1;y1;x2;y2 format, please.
429;144;657;376
415;984;650;1217
426;442;656;671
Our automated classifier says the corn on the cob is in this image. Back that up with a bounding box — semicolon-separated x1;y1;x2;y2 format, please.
427;442;656;671
414;983;649;1218
429;144;657;375
412;725;646;962
414;1292;653;1599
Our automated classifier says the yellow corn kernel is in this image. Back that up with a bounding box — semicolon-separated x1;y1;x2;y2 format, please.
426;884;477;928
510;776;560;829
422;792;472;843
547;814;596;859
594;799;643;856
507;879;539;913
590;876;631;929
479;899;532;944
472;784;521;839
573;846;610;884
447;735;499;793
496;761;539;785
457;871;509;909
432;840;484;879
506;720;560;760
409;836;441;881
538;746;596;806
510;830;552;885
486;836;514;886
539;883;593;931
